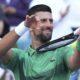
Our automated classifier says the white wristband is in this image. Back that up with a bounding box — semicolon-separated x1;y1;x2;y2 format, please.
15;21;28;36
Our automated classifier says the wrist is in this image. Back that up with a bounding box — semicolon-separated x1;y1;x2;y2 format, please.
15;21;28;36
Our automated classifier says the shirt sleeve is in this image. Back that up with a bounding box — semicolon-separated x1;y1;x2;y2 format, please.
5;48;22;70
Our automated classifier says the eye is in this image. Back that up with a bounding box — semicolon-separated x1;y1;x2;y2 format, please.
49;19;53;23
40;19;53;23
40;19;47;23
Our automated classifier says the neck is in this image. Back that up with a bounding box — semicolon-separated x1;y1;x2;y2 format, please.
31;39;43;49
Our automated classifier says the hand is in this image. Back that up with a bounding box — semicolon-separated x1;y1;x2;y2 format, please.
24;15;40;30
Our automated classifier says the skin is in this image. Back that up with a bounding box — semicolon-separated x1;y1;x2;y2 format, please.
0;10;80;70
30;12;53;49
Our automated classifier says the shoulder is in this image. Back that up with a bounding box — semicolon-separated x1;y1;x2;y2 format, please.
11;48;26;54
54;45;74;56
11;48;29;58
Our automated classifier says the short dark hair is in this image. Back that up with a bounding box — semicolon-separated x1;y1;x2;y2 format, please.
27;4;52;16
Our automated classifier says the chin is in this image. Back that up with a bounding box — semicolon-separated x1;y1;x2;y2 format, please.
41;36;51;43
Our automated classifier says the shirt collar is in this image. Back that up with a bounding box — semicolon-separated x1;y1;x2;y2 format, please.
27;46;36;56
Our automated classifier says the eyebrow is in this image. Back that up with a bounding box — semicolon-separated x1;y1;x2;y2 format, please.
40;18;53;22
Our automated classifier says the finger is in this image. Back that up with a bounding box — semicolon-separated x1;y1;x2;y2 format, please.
26;15;40;22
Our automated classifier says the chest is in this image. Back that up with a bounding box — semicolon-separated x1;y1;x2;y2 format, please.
20;51;68;79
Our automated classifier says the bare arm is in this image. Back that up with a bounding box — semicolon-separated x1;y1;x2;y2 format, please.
0;30;19;64
0;15;40;64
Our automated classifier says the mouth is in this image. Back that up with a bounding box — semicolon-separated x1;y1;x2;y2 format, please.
44;28;52;33
43;29;52;37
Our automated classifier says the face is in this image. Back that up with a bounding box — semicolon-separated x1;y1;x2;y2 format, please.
0;20;4;35
31;11;53;43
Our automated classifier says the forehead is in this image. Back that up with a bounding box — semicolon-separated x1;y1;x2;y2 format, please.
34;11;53;19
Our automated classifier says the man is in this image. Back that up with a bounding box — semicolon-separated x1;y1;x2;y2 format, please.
16;0;70;50
0;4;80;80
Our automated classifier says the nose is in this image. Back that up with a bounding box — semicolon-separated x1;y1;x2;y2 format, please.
46;20;53;28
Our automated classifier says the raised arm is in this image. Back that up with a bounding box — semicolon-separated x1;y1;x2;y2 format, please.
0;21;28;64
0;15;38;64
